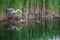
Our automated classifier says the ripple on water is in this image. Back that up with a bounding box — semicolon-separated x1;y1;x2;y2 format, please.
48;36;60;40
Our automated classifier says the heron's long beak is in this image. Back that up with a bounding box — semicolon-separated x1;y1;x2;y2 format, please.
10;9;22;14
15;9;22;13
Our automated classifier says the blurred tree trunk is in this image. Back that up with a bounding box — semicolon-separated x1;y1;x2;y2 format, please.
22;0;26;19
59;0;60;15
40;0;43;19
45;0;48;15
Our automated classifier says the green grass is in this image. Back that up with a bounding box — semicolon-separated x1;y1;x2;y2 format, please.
0;0;60;14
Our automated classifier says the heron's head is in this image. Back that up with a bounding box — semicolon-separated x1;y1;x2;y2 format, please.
6;8;16;14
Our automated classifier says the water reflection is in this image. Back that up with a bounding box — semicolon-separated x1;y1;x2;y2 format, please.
0;19;60;40
6;25;20;31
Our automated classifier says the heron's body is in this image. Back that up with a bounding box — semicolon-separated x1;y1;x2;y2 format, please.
0;8;22;31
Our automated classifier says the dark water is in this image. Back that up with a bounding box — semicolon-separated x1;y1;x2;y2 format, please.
0;19;60;40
